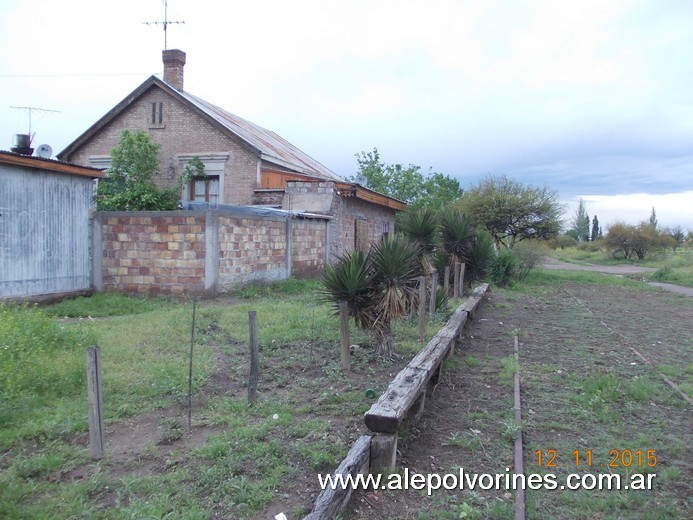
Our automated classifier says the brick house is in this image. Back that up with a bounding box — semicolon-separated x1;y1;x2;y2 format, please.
58;50;405;262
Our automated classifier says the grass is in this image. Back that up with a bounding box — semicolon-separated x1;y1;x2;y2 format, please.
44;292;176;317
548;245;693;287
0;278;450;519
498;274;692;518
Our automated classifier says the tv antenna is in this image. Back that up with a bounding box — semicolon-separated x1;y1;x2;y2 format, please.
143;0;185;50
10;106;60;143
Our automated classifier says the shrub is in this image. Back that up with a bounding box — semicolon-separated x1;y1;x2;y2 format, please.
513;240;545;281
490;248;517;287
577;241;602;252
554;234;578;249
0;304;95;400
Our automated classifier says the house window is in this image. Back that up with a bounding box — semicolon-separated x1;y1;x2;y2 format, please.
178;153;229;204
382;220;390;240
189;175;220;204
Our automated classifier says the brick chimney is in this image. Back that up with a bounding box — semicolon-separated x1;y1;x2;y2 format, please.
162;49;186;90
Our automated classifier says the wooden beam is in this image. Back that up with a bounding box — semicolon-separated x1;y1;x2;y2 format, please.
304;435;371;520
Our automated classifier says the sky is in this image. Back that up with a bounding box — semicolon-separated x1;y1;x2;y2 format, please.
1;0;692;230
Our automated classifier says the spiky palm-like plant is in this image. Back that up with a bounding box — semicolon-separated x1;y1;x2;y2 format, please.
397;208;439;255
397;207;440;276
322;249;377;331
466;228;495;284
322;234;421;358
438;207;475;266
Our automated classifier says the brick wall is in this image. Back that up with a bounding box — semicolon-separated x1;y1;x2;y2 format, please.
96;207;329;296
217;215;288;290
291;219;328;277
101;214;205;295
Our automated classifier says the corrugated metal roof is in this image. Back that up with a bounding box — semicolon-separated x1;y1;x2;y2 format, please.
0;150;104;178
179;91;344;182
59;75;344;183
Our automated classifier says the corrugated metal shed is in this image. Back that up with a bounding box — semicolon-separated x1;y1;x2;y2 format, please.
0;152;102;300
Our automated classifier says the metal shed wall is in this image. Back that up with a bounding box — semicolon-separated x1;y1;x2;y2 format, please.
0;164;93;299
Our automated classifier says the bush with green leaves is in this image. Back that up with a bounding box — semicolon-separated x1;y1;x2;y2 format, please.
490;248;517;287
95;129;186;211
0;304;95;400
512;240;545;281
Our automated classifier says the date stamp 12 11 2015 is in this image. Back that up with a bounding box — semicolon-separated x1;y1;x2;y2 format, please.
534;449;658;469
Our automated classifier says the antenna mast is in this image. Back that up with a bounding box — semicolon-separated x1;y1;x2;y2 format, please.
10;106;60;142
143;0;185;50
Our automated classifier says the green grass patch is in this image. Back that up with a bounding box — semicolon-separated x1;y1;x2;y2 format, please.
44;292;176;317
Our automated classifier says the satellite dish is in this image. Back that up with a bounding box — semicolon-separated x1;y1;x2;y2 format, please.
355;174;368;187
36;144;52;158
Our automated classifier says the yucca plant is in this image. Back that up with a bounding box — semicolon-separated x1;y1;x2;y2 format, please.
438;207;475;266
397;207;439;255
322;234;421;358
466;228;496;285
322;249;379;332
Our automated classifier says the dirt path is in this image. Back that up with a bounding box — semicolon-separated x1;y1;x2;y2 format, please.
540;256;693;296
539;256;657;275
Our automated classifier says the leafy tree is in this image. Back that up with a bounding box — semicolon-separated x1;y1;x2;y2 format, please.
455;174;562;247
591;215;600;243
353;148;462;209
95;129;181;211
649;207;658;229
604;222;634;259
554;234;578;249
604;221;670;260
664;225;685;252
571;199;590;242
630;222;661;260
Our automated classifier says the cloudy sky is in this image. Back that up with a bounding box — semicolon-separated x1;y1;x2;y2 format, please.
2;0;692;229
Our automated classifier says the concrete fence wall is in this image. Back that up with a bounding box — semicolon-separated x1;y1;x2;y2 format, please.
94;207;329;297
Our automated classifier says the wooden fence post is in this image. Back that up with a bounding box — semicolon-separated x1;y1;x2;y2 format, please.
453;262;460;299
444;266;450;297
248;311;259;405
459;263;466;296
86;346;105;459
339;301;350;371
429;272;438;316
418;276;426;343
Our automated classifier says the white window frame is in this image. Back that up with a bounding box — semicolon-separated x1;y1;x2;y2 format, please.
178;153;229;204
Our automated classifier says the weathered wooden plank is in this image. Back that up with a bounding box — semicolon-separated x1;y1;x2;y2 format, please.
304;435;371;520
409;335;452;375
86;346;105;459
364;285;490;434
364;366;429;433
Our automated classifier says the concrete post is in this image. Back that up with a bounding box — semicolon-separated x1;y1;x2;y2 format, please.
204;210;219;298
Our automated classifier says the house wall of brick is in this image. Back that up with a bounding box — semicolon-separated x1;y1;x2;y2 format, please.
96;208;328;296
290;219;329;277
64;85;260;205
282;180;397;262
